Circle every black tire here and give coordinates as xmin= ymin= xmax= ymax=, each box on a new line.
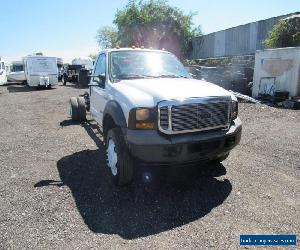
xmin=77 ymin=96 xmax=86 ymax=122
xmin=209 ymin=153 xmax=230 ymax=166
xmin=62 ymin=78 xmax=66 ymax=86
xmin=106 ymin=127 xmax=133 ymax=186
xmin=70 ymin=97 xmax=79 ymax=121
xmin=217 ymin=153 xmax=229 ymax=162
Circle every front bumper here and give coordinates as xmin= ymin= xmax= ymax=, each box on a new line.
xmin=124 ymin=118 xmax=242 ymax=165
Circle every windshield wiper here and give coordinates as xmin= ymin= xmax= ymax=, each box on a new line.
xmin=118 ymin=74 xmax=150 ymax=79
xmin=115 ymin=73 xmax=189 ymax=81
xmin=153 ymin=74 xmax=189 ymax=79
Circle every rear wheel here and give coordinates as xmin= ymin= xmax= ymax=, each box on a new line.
xmin=106 ymin=127 xmax=133 ymax=186
xmin=77 ymin=96 xmax=86 ymax=122
xmin=70 ymin=97 xmax=79 ymax=121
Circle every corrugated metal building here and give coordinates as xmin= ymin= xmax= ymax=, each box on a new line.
xmin=190 ymin=12 xmax=299 ymax=59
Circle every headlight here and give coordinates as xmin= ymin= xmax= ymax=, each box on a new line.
xmin=231 ymin=101 xmax=238 ymax=120
xmin=136 ymin=108 xmax=150 ymax=121
xmin=128 ymin=107 xmax=157 ymax=129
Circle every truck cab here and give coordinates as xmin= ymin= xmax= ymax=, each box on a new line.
xmin=70 ymin=48 xmax=242 ymax=185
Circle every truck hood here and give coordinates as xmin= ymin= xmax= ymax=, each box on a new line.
xmin=113 ymin=78 xmax=233 ymax=107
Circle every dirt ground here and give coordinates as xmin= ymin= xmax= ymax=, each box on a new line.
xmin=0 ymin=83 xmax=299 ymax=249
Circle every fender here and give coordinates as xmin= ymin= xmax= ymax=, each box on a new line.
xmin=103 ymin=100 xmax=127 ymax=128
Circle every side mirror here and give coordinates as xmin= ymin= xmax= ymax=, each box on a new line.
xmin=90 ymin=74 xmax=105 ymax=87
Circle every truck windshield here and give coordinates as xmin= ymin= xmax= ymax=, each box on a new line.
xmin=109 ymin=51 xmax=190 ymax=82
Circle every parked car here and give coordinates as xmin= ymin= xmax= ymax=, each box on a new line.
xmin=24 ymin=56 xmax=58 ymax=88
xmin=70 ymin=48 xmax=242 ymax=185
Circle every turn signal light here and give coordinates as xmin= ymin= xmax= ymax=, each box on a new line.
xmin=128 ymin=107 xmax=157 ymax=129
xmin=136 ymin=122 xmax=154 ymax=129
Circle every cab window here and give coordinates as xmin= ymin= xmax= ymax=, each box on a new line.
xmin=94 ymin=54 xmax=106 ymax=78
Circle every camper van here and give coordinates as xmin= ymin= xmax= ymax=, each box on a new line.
xmin=0 ymin=57 xmax=7 ymax=85
xmin=24 ymin=56 xmax=58 ymax=88
xmin=7 ymin=61 xmax=26 ymax=83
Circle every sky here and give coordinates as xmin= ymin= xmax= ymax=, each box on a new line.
xmin=0 ymin=0 xmax=299 ymax=63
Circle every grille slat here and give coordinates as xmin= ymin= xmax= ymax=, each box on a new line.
xmin=159 ymin=99 xmax=230 ymax=134
xmin=159 ymin=106 xmax=169 ymax=130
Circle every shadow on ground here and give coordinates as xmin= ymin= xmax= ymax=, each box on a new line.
xmin=35 ymin=121 xmax=232 ymax=239
xmin=62 ymin=82 xmax=89 ymax=89
xmin=7 ymin=84 xmax=54 ymax=93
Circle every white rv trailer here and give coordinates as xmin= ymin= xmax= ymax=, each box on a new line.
xmin=7 ymin=61 xmax=26 ymax=83
xmin=24 ymin=56 xmax=58 ymax=87
xmin=0 ymin=57 xmax=7 ymax=85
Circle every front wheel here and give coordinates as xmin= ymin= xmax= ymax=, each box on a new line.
xmin=216 ymin=153 xmax=229 ymax=162
xmin=106 ymin=127 xmax=133 ymax=186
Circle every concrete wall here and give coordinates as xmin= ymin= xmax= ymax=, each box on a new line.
xmin=252 ymin=47 xmax=300 ymax=97
xmin=190 ymin=13 xmax=298 ymax=59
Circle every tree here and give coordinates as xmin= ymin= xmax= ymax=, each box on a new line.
xmin=88 ymin=53 xmax=98 ymax=61
xmin=264 ymin=14 xmax=300 ymax=48
xmin=96 ymin=0 xmax=201 ymax=58
xmin=96 ymin=26 xmax=119 ymax=49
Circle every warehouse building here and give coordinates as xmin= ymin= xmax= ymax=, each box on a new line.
xmin=190 ymin=12 xmax=299 ymax=59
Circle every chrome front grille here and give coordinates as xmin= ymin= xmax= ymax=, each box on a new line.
xmin=158 ymin=97 xmax=231 ymax=134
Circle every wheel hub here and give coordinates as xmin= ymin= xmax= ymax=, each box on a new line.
xmin=107 ymin=139 xmax=118 ymax=176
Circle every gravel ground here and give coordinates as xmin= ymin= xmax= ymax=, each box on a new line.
xmin=0 ymin=83 xmax=299 ymax=249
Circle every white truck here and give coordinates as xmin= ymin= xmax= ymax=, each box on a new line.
xmin=24 ymin=56 xmax=58 ymax=88
xmin=70 ymin=48 xmax=242 ymax=185
xmin=0 ymin=56 xmax=7 ymax=85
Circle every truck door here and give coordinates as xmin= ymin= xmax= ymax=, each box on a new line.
xmin=90 ymin=53 xmax=107 ymax=126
